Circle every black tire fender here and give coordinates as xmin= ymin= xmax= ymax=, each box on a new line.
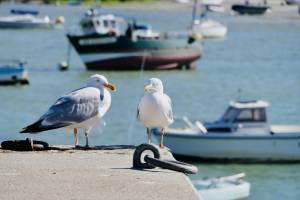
xmin=133 ymin=143 xmax=161 ymax=169
xmin=144 ymin=156 xmax=198 ymax=174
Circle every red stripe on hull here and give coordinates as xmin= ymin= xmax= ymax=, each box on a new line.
xmin=85 ymin=51 xmax=201 ymax=70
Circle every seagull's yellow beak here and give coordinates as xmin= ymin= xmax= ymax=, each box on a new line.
xmin=104 ymin=83 xmax=116 ymax=91
xmin=144 ymin=84 xmax=152 ymax=92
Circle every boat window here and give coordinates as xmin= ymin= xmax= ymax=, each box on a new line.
xmin=111 ymin=20 xmax=116 ymax=28
xmin=222 ymin=107 xmax=236 ymax=122
xmin=103 ymin=20 xmax=109 ymax=28
xmin=234 ymin=108 xmax=266 ymax=123
xmin=82 ymin=21 xmax=93 ymax=29
xmin=95 ymin=20 xmax=101 ymax=26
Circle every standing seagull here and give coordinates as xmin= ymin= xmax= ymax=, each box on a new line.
xmin=137 ymin=78 xmax=173 ymax=148
xmin=20 ymin=74 xmax=116 ymax=148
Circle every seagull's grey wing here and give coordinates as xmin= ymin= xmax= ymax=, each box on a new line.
xmin=159 ymin=94 xmax=173 ymax=123
xmin=40 ymin=88 xmax=100 ymax=126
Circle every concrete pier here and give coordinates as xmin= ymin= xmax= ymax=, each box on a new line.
xmin=0 ymin=146 xmax=200 ymax=200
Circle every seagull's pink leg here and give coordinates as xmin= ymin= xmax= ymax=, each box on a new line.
xmin=74 ymin=128 xmax=78 ymax=147
xmin=159 ymin=128 xmax=165 ymax=148
xmin=84 ymin=129 xmax=89 ymax=148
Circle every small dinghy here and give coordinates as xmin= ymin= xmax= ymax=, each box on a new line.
xmin=0 ymin=60 xmax=29 ymax=85
xmin=194 ymin=173 xmax=251 ymax=200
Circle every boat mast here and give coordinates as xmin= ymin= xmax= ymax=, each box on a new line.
xmin=192 ymin=0 xmax=198 ymax=26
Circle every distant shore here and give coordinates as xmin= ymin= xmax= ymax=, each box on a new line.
xmin=1 ymin=0 xmax=299 ymax=20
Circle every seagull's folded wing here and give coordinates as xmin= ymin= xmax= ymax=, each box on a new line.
xmin=40 ymin=87 xmax=100 ymax=127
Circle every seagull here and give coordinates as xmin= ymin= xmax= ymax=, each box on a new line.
xmin=137 ymin=78 xmax=173 ymax=148
xmin=20 ymin=74 xmax=116 ymax=148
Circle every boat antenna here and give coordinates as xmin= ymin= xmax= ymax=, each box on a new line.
xmin=236 ymin=88 xmax=242 ymax=101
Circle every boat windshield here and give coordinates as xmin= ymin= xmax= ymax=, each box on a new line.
xmin=234 ymin=108 xmax=266 ymax=123
xmin=222 ymin=107 xmax=236 ymax=122
xmin=103 ymin=20 xmax=116 ymax=28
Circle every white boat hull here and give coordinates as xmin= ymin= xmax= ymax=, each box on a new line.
xmin=0 ymin=15 xmax=52 ymax=29
xmin=154 ymin=131 xmax=300 ymax=161
xmin=192 ymin=20 xmax=227 ymax=39
xmin=199 ymin=181 xmax=250 ymax=200
xmin=0 ymin=64 xmax=29 ymax=85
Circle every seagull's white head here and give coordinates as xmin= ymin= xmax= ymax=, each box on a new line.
xmin=144 ymin=78 xmax=164 ymax=93
xmin=87 ymin=74 xmax=116 ymax=91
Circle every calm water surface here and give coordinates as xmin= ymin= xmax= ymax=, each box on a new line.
xmin=0 ymin=4 xmax=300 ymax=199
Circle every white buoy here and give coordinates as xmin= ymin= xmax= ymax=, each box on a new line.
xmin=58 ymin=43 xmax=71 ymax=71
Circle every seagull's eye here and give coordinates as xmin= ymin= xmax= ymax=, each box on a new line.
xmin=96 ymin=79 xmax=100 ymax=82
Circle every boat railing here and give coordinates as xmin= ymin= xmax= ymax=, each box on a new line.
xmin=172 ymin=116 xmax=207 ymax=133
xmin=0 ymin=59 xmax=26 ymax=67
xmin=163 ymin=30 xmax=191 ymax=40
xmin=66 ymin=25 xmax=84 ymax=36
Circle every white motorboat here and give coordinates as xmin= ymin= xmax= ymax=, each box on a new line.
xmin=192 ymin=19 xmax=227 ymax=39
xmin=0 ymin=14 xmax=52 ymax=29
xmin=153 ymin=100 xmax=300 ymax=161
xmin=190 ymin=0 xmax=227 ymax=39
xmin=0 ymin=60 xmax=29 ymax=85
xmin=194 ymin=173 xmax=250 ymax=200
xmin=0 ymin=14 xmax=64 ymax=29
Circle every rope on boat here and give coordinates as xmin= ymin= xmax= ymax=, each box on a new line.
xmin=126 ymin=50 xmax=147 ymax=144
xmin=132 ymin=143 xmax=198 ymax=174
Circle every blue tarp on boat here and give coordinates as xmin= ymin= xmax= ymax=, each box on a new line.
xmin=10 ymin=9 xmax=39 ymax=15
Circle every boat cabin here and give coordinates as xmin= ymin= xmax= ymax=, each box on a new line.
xmin=205 ymin=100 xmax=271 ymax=134
xmin=129 ymin=24 xmax=160 ymax=39
xmin=80 ymin=9 xmax=123 ymax=36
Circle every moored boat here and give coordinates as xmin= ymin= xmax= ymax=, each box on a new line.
xmin=0 ymin=15 xmax=52 ymax=29
xmin=190 ymin=0 xmax=227 ymax=39
xmin=194 ymin=173 xmax=251 ymax=200
xmin=192 ymin=19 xmax=227 ymax=39
xmin=66 ymin=9 xmax=202 ymax=70
xmin=153 ymin=100 xmax=300 ymax=162
xmin=232 ymin=2 xmax=271 ymax=15
xmin=0 ymin=60 xmax=29 ymax=85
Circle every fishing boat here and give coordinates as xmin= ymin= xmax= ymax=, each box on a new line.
xmin=66 ymin=9 xmax=202 ymax=70
xmin=153 ymin=100 xmax=300 ymax=162
xmin=0 ymin=60 xmax=29 ymax=85
xmin=232 ymin=1 xmax=271 ymax=15
xmin=194 ymin=173 xmax=250 ymax=200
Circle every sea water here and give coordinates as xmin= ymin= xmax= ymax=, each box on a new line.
xmin=0 ymin=4 xmax=299 ymax=199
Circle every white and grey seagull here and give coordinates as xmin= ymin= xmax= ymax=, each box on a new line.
xmin=137 ymin=78 xmax=174 ymax=148
xmin=20 ymin=74 xmax=116 ymax=148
